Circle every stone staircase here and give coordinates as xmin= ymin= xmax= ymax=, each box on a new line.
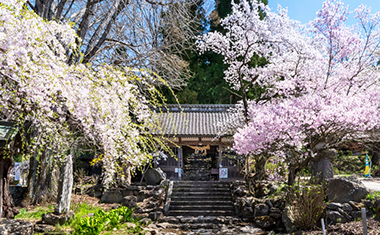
xmin=168 ymin=181 xmax=235 ymax=217
xmin=159 ymin=180 xmax=264 ymax=234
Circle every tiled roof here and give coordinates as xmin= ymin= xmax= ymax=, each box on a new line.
xmin=0 ymin=121 xmax=19 ymax=149
xmin=154 ymin=104 xmax=234 ymax=137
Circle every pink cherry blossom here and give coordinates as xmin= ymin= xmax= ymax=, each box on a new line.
xmin=199 ymin=0 xmax=380 ymax=180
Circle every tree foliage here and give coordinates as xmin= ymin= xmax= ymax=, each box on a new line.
xmin=28 ymin=0 xmax=199 ymax=88
xmin=199 ymin=0 xmax=380 ymax=183
xmin=0 ymin=0 xmax=172 ymax=187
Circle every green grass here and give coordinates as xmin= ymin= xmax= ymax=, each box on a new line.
xmin=15 ymin=205 xmax=54 ymax=220
xmin=15 ymin=203 xmax=144 ymax=234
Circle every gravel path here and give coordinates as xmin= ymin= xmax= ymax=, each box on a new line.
xmin=360 ymin=177 xmax=380 ymax=191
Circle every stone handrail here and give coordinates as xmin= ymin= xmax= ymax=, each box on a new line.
xmin=163 ymin=180 xmax=173 ymax=216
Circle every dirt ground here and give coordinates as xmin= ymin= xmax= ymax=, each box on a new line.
xmin=305 ymin=219 xmax=380 ymax=235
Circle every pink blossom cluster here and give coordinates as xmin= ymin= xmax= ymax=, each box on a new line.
xmin=0 ymin=0 xmax=164 ymax=186
xmin=199 ymin=0 xmax=380 ymax=166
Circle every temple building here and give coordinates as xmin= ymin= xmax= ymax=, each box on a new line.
xmin=153 ymin=104 xmax=243 ymax=181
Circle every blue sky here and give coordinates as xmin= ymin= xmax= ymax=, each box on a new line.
xmin=268 ymin=0 xmax=380 ymax=25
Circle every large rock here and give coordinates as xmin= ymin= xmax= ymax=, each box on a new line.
xmin=34 ymin=224 xmax=55 ymax=233
xmin=122 ymin=195 xmax=137 ymax=209
xmin=342 ymin=203 xmax=353 ymax=212
xmin=350 ymin=210 xmax=362 ymax=219
xmin=269 ymin=207 xmax=282 ymax=219
xmin=0 ymin=219 xmax=33 ymax=235
xmin=254 ymin=203 xmax=270 ymax=217
xmin=148 ymin=211 xmax=163 ymax=221
xmin=101 ymin=189 xmax=124 ymax=203
xmin=234 ymin=187 xmax=247 ymax=197
xmin=254 ymin=216 xmax=276 ymax=229
xmin=326 ymin=177 xmax=369 ymax=203
xmin=327 ymin=202 xmax=343 ymax=210
xmin=144 ymin=168 xmax=166 ymax=185
xmin=327 ymin=210 xmax=348 ymax=223
xmin=236 ymin=198 xmax=254 ymax=218
xmin=375 ymin=199 xmax=380 ymax=219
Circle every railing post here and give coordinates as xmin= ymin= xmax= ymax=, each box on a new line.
xmin=362 ymin=207 xmax=368 ymax=235
xmin=321 ymin=218 xmax=326 ymax=235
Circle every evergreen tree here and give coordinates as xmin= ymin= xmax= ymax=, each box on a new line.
xmin=166 ymin=0 xmax=268 ymax=104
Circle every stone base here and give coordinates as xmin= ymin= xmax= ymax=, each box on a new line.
xmin=41 ymin=211 xmax=75 ymax=225
xmin=311 ymin=157 xmax=334 ymax=182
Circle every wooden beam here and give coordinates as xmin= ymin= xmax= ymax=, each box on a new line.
xmin=0 ymin=160 xmax=3 ymax=218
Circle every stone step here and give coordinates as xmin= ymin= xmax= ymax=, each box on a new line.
xmin=168 ymin=180 xmax=234 ymax=217
xmin=159 ymin=216 xmax=240 ymax=225
xmin=184 ymin=162 xmax=211 ymax=164
xmin=173 ymin=187 xmax=231 ymax=192
xmin=184 ymin=159 xmax=211 ymax=162
xmin=169 ymin=204 xmax=235 ymax=211
xmin=168 ymin=210 xmax=235 ymax=216
xmin=167 ymin=223 xmax=217 ymax=230
xmin=173 ymin=182 xmax=230 ymax=187
xmin=184 ymin=162 xmax=210 ymax=164
xmin=173 ymin=180 xmax=230 ymax=184
xmin=170 ymin=195 xmax=233 ymax=201
xmin=172 ymin=191 xmax=231 ymax=196
xmin=170 ymin=200 xmax=233 ymax=206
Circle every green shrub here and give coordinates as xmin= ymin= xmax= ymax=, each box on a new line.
xmin=332 ymin=151 xmax=367 ymax=175
xmin=286 ymin=181 xmax=327 ymax=230
xmin=73 ymin=206 xmax=136 ymax=235
xmin=366 ymin=191 xmax=380 ymax=201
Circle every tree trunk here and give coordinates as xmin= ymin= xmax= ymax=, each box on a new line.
xmin=22 ymin=150 xmax=59 ymax=206
xmin=253 ymin=155 xmax=267 ymax=182
xmin=251 ymin=155 xmax=268 ymax=197
xmin=243 ymin=155 xmax=254 ymax=195
xmin=0 ymin=156 xmax=19 ymax=218
xmin=288 ymin=165 xmax=296 ymax=186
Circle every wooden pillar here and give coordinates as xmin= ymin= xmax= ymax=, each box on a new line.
xmin=178 ymin=137 xmax=183 ymax=178
xmin=218 ymin=138 xmax=223 ymax=167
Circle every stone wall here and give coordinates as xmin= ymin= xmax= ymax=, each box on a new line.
xmin=230 ymin=179 xmax=380 ymax=232
xmin=231 ymin=181 xmax=286 ymax=232
xmin=100 ymin=180 xmax=168 ymax=220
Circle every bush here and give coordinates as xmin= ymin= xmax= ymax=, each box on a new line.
xmin=332 ymin=151 xmax=366 ymax=175
xmin=73 ymin=206 xmax=138 ymax=235
xmin=366 ymin=191 xmax=380 ymax=201
xmin=286 ymin=181 xmax=327 ymax=230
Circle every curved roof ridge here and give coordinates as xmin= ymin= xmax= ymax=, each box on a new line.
xmin=158 ymin=104 xmax=235 ymax=113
